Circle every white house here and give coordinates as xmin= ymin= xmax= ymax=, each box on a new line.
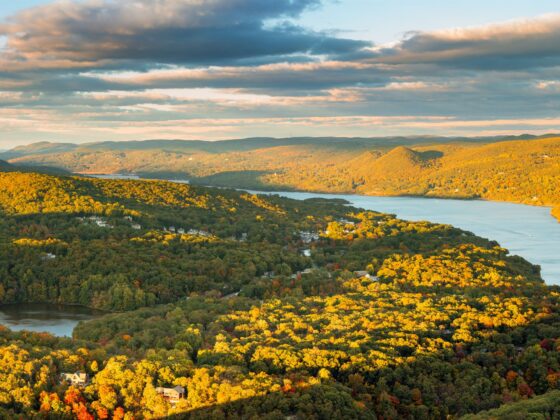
xmin=188 ymin=229 xmax=210 ymax=237
xmin=88 ymin=216 xmax=112 ymax=228
xmin=156 ymin=386 xmax=185 ymax=405
xmin=353 ymin=271 xmax=378 ymax=281
xmin=61 ymin=372 xmax=89 ymax=387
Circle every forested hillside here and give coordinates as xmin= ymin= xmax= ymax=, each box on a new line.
xmin=461 ymin=390 xmax=560 ymax=419
xmin=5 ymin=135 xmax=560 ymax=222
xmin=0 ymin=170 xmax=559 ymax=418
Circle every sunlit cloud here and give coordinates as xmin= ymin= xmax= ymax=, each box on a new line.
xmin=535 ymin=80 xmax=560 ymax=91
xmin=377 ymin=13 xmax=560 ymax=69
xmin=0 ymin=0 xmax=366 ymax=70
xmin=83 ymin=61 xmax=378 ymax=85
xmin=79 ymin=87 xmax=364 ymax=109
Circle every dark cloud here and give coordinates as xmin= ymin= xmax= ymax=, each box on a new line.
xmin=0 ymin=0 xmax=368 ymax=69
xmin=376 ymin=14 xmax=560 ymax=70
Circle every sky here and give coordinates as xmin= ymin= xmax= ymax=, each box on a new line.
xmin=1 ymin=0 xmax=560 ymax=147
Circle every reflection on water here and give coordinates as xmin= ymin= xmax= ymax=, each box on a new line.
xmin=0 ymin=303 xmax=103 ymax=337
xmin=87 ymin=173 xmax=140 ymax=180
xmin=257 ymin=191 xmax=560 ymax=285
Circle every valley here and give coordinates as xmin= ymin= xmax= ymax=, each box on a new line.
xmin=4 ymin=135 xmax=559 ymax=222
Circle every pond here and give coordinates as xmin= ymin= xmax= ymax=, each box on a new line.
xmin=0 ymin=303 xmax=104 ymax=337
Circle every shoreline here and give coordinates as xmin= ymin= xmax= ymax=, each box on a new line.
xmin=77 ymin=171 xmax=560 ymax=223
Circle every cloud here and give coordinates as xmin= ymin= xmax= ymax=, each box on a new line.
xmin=376 ymin=13 xmax=560 ymax=70
xmin=76 ymin=61 xmax=386 ymax=92
xmin=2 ymin=3 xmax=560 ymax=144
xmin=3 ymin=111 xmax=560 ymax=147
xmin=78 ymin=87 xmax=365 ymax=110
xmin=535 ymin=80 xmax=560 ymax=92
xmin=0 ymin=0 xmax=368 ymax=70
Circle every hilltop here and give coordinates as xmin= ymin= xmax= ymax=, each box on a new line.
xmin=3 ymin=134 xmax=544 ymax=158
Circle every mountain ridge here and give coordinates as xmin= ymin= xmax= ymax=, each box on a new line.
xmin=3 ymin=134 xmax=560 ymax=222
xmin=2 ymin=133 xmax=554 ymax=158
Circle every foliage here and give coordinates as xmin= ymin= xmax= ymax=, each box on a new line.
xmin=461 ymin=390 xmax=560 ymax=419
xmin=0 ymin=171 xmax=558 ymax=418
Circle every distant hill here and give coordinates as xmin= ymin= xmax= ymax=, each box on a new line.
xmin=0 ymin=156 xmax=70 ymax=176
xmin=1 ymin=133 xmax=551 ymax=158
xmin=2 ymin=141 xmax=78 ymax=159
xmin=3 ymin=134 xmax=560 ymax=221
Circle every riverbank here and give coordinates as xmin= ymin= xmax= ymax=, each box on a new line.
xmin=84 ymin=171 xmax=560 ymax=223
xmin=252 ymin=190 xmax=560 ymax=284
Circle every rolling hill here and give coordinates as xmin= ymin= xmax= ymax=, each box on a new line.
xmin=3 ymin=134 xmax=560 ymax=221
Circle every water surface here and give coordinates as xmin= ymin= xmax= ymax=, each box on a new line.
xmin=0 ymin=303 xmax=103 ymax=337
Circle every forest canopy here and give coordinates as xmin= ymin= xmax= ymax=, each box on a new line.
xmin=0 ymin=170 xmax=558 ymax=419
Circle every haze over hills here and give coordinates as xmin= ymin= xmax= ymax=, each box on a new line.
xmin=4 ymin=134 xmax=560 ymax=222
xmin=4 ymin=134 xmax=557 ymax=160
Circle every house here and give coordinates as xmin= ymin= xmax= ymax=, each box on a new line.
xmin=156 ymin=386 xmax=185 ymax=405
xmin=299 ymin=231 xmax=319 ymax=244
xmin=338 ymin=218 xmax=356 ymax=226
xmin=42 ymin=253 xmax=56 ymax=260
xmin=177 ymin=228 xmax=185 ymax=235
xmin=302 ymin=249 xmax=312 ymax=257
xmin=353 ymin=271 xmax=378 ymax=281
xmin=131 ymin=223 xmax=142 ymax=230
xmin=169 ymin=226 xmax=176 ymax=233
xmin=97 ymin=220 xmax=112 ymax=228
xmin=61 ymin=372 xmax=89 ymax=387
xmin=88 ymin=216 xmax=111 ymax=228
xmin=188 ymin=229 xmax=210 ymax=237
xmin=223 ymin=291 xmax=240 ymax=299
